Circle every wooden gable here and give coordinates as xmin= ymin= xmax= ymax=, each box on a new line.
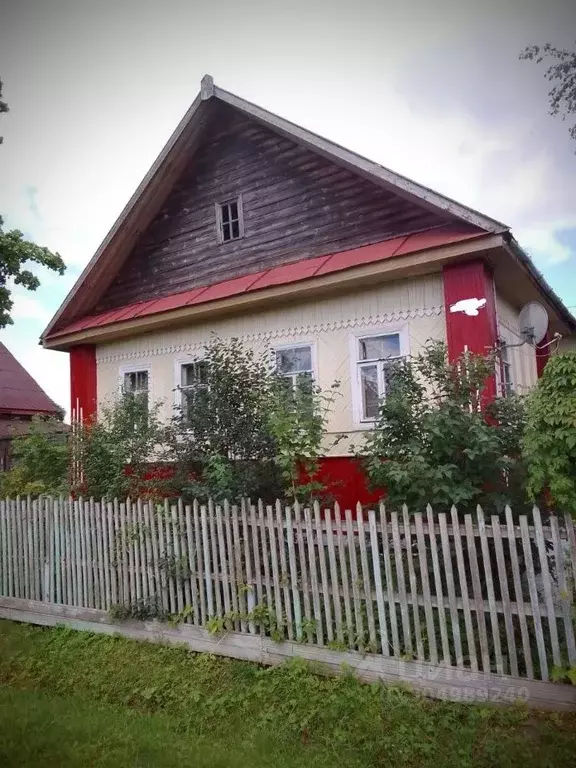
xmin=96 ymin=105 xmax=450 ymax=311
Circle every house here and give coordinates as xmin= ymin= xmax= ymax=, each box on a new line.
xmin=0 ymin=342 xmax=65 ymax=471
xmin=41 ymin=75 xmax=576 ymax=505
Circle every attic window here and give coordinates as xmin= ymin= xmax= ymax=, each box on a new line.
xmin=216 ymin=197 xmax=244 ymax=243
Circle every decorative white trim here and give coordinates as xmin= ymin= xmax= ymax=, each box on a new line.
xmin=96 ymin=306 xmax=443 ymax=364
xmin=349 ymin=323 xmax=410 ymax=429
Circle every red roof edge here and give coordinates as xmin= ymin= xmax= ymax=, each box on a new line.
xmin=47 ymin=226 xmax=486 ymax=341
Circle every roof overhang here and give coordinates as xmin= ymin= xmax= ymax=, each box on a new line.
xmin=44 ymin=232 xmax=504 ymax=350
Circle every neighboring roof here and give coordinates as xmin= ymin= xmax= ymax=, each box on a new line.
xmin=47 ymin=225 xmax=484 ymax=340
xmin=42 ymin=75 xmax=509 ymax=341
xmin=0 ymin=342 xmax=63 ymax=415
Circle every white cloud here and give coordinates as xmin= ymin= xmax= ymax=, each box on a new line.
xmin=10 ymin=294 xmax=52 ymax=324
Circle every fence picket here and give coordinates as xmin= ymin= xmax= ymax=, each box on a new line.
xmin=178 ymin=500 xmax=190 ymax=617
xmin=426 ymin=505 xmax=450 ymax=665
xmin=326 ymin=508 xmax=344 ymax=646
xmin=89 ymin=498 xmax=99 ymax=608
xmin=402 ymin=506 xmax=423 ymax=660
xmin=241 ymin=499 xmax=256 ymax=632
xmin=16 ymin=499 xmax=25 ymax=599
xmin=193 ymin=501 xmax=206 ymax=624
xmin=224 ymin=501 xmax=240 ymax=630
xmin=550 ymin=515 xmax=576 ymax=665
xmin=450 ymin=506 xmax=477 ymax=671
xmin=381 ymin=505 xmax=400 ymax=657
xmin=491 ymin=516 xmax=519 ymax=677
xmin=268 ymin=503 xmax=284 ymax=637
xmin=134 ymin=499 xmax=146 ymax=607
xmin=532 ymin=506 xmax=561 ymax=667
xmin=140 ymin=499 xmax=153 ymax=607
xmin=438 ymin=511 xmax=462 ymax=668
xmin=356 ymin=504 xmax=375 ymax=650
xmin=286 ymin=504 xmax=301 ymax=640
xmin=200 ymin=505 xmax=213 ymax=618
xmin=344 ymin=507 xmax=363 ymax=652
xmin=0 ymin=500 xmax=7 ymax=596
xmin=24 ymin=498 xmax=32 ymax=600
xmin=294 ymin=501 xmax=312 ymax=643
xmin=71 ymin=498 xmax=80 ymax=606
xmin=317 ymin=502 xmax=334 ymax=644
xmin=464 ymin=514 xmax=490 ymax=673
xmin=172 ymin=504 xmax=185 ymax=615
xmin=391 ymin=510 xmax=412 ymax=657
xmin=119 ymin=501 xmax=130 ymax=609
xmin=250 ymin=502 xmax=264 ymax=635
xmin=368 ymin=508 xmax=388 ymax=656
xmin=165 ymin=500 xmax=177 ymax=614
xmin=414 ymin=511 xmax=437 ymax=665
xmin=276 ymin=500 xmax=293 ymax=640
xmin=520 ymin=514 xmax=548 ymax=681
xmin=258 ymin=500 xmax=273 ymax=621
xmin=476 ymin=505 xmax=503 ymax=675
xmin=505 ymin=505 xmax=533 ymax=679
xmin=184 ymin=503 xmax=200 ymax=625
xmin=305 ymin=506 xmax=324 ymax=646
xmin=216 ymin=503 xmax=231 ymax=620
xmin=335 ymin=504 xmax=353 ymax=648
xmin=565 ymin=515 xmax=576 ymax=599
xmin=102 ymin=501 xmax=113 ymax=609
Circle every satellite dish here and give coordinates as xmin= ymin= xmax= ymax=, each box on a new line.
xmin=518 ymin=301 xmax=549 ymax=345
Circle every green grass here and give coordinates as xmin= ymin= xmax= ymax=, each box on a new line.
xmin=0 ymin=620 xmax=575 ymax=767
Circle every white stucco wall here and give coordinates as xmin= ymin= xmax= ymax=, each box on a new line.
xmin=495 ymin=294 xmax=538 ymax=394
xmin=96 ymin=274 xmax=446 ymax=455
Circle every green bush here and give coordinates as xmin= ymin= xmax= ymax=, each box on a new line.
xmin=523 ymin=352 xmax=576 ymax=516
xmin=362 ymin=341 xmax=529 ymax=514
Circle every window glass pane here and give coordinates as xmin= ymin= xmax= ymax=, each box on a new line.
xmin=360 ymin=365 xmax=379 ymax=420
xmin=229 ymin=201 xmax=238 ymax=219
xmin=221 ymin=204 xmax=230 ymax=224
xmin=359 ymin=334 xmax=401 ymax=360
xmin=181 ymin=362 xmax=208 ymax=387
xmin=222 ymin=221 xmax=231 ymax=241
xmin=124 ymin=371 xmax=148 ymax=393
xmin=231 ymin=220 xmax=240 ymax=239
xmin=276 ymin=346 xmax=312 ymax=374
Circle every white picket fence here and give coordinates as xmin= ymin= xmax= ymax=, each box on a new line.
xmin=1 ymin=496 xmax=575 ymax=706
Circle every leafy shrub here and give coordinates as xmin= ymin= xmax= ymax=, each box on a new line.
xmin=362 ymin=341 xmax=529 ymax=513
xmin=0 ymin=417 xmax=69 ymax=497
xmin=523 ymin=352 xmax=576 ymax=516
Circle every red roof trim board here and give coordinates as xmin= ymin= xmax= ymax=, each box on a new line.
xmin=47 ymin=226 xmax=484 ymax=340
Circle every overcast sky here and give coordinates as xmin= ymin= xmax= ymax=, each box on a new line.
xmin=1 ymin=0 xmax=575 ymax=416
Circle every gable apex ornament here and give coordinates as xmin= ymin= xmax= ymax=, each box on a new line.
xmin=449 ymin=298 xmax=487 ymax=317
xmin=201 ymin=74 xmax=215 ymax=100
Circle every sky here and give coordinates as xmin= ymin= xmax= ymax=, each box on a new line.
xmin=0 ymin=0 xmax=575 ymax=417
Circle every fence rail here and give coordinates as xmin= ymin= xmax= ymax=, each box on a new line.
xmin=0 ymin=496 xmax=575 ymax=697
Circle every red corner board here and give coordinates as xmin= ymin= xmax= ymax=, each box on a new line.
xmin=50 ymin=226 xmax=483 ymax=338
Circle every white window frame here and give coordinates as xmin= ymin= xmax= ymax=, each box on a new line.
xmin=498 ymin=339 xmax=514 ymax=397
xmin=173 ymin=356 xmax=209 ymax=419
xmin=119 ymin=363 xmax=151 ymax=402
xmin=273 ymin=341 xmax=317 ymax=387
xmin=349 ymin=325 xmax=410 ymax=428
xmin=215 ymin=195 xmax=244 ymax=244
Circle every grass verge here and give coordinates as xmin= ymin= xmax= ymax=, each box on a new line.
xmin=0 ymin=619 xmax=575 ymax=767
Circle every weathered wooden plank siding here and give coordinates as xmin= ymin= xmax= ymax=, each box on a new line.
xmin=97 ymin=107 xmax=447 ymax=311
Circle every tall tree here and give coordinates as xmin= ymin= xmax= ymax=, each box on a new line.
xmin=0 ymin=79 xmax=66 ymax=328
xmin=520 ymin=42 xmax=576 ymax=144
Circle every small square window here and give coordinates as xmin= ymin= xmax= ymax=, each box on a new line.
xmin=275 ymin=345 xmax=313 ymax=389
xmin=121 ymin=369 xmax=149 ymax=426
xmin=216 ymin=197 xmax=244 ymax=243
